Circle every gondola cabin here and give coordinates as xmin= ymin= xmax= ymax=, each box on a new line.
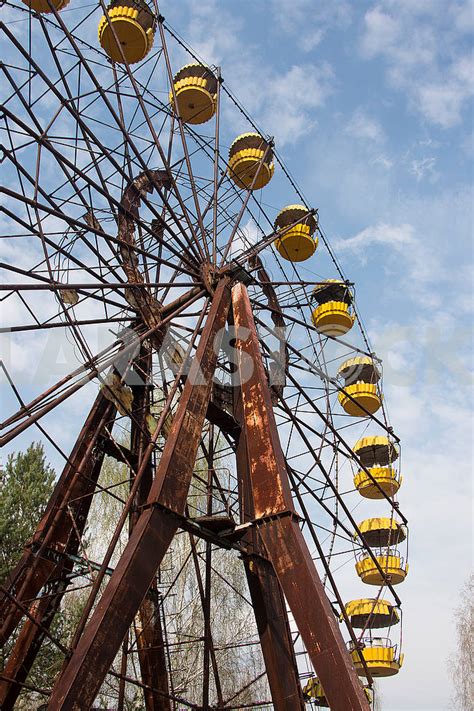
xmin=311 ymin=279 xmax=354 ymax=336
xmin=350 ymin=638 xmax=404 ymax=677
xmin=22 ymin=0 xmax=69 ymax=11
xmin=353 ymin=435 xmax=401 ymax=499
xmin=170 ymin=64 xmax=217 ymax=124
xmin=356 ymin=551 xmax=408 ymax=585
xmin=274 ymin=204 xmax=318 ymax=262
xmin=228 ymin=133 xmax=274 ymax=190
xmin=338 ymin=356 xmax=382 ymax=417
xmin=98 ymin=0 xmax=155 ymax=64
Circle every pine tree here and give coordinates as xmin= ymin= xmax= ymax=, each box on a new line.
xmin=0 ymin=442 xmax=55 ymax=582
xmin=0 ymin=443 xmax=58 ymax=708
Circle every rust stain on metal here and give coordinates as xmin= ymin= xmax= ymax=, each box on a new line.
xmin=232 ymin=282 xmax=371 ymax=711
xmin=0 ymin=392 xmax=115 ymax=646
xmin=235 ymin=391 xmax=305 ymax=709
xmin=46 ymin=279 xmax=231 ymax=710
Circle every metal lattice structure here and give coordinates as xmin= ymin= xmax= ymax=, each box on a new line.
xmin=1 ymin=2 xmax=408 ymax=709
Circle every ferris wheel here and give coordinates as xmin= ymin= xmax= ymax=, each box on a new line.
xmin=0 ymin=2 xmax=408 ymax=710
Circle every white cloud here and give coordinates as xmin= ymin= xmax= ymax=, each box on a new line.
xmin=327 ymin=178 xmax=473 ymax=310
xmin=410 ymin=156 xmax=437 ymax=181
xmin=181 ymin=0 xmax=244 ymax=66
xmin=177 ymin=0 xmax=335 ymax=146
xmin=345 ymin=109 xmax=386 ymax=143
xmin=417 ymin=64 xmax=474 ymax=128
xmin=334 ymin=222 xmax=414 ymax=253
xmin=258 ymin=63 xmax=335 ymax=145
xmin=372 ymin=153 xmax=394 ymax=169
xmin=269 ymin=0 xmax=352 ymax=53
xmin=451 ymin=0 xmax=474 ymax=33
xmin=360 ymin=2 xmax=474 ymax=128
xmin=360 ymin=6 xmax=402 ymax=58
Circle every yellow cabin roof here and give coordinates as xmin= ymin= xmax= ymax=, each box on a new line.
xmin=338 ymin=357 xmax=381 ymax=384
xmin=106 ymin=0 xmax=155 ymax=26
xmin=357 ymin=517 xmax=407 ymax=547
xmin=303 ymin=677 xmax=325 ymax=698
xmin=172 ymin=63 xmax=218 ymax=93
xmin=311 ymin=279 xmax=353 ymax=305
xmin=312 ymin=278 xmax=345 ymax=291
xmin=274 ymin=204 xmax=317 ymax=234
xmin=229 ymin=132 xmax=273 ymax=159
xmin=345 ymin=598 xmax=399 ymax=621
xmin=354 ymin=435 xmax=398 ymax=455
xmin=339 ymin=356 xmax=377 ymax=372
xmin=359 ymin=517 xmax=399 ymax=533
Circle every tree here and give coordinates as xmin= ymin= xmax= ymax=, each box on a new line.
xmin=84 ymin=445 xmax=269 ymax=707
xmin=449 ymin=573 xmax=474 ymax=711
xmin=0 ymin=442 xmax=55 ymax=583
xmin=0 ymin=438 xmax=269 ymax=707
xmin=0 ymin=442 xmax=59 ymax=709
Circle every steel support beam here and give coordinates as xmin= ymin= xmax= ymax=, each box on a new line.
xmin=232 ymin=282 xmax=370 ymax=711
xmin=0 ymin=405 xmax=114 ymax=708
xmin=0 ymin=578 xmax=66 ymax=710
xmin=244 ymin=557 xmax=305 ymax=709
xmin=234 ymin=389 xmax=304 ymax=710
xmin=47 ymin=278 xmax=231 ymax=710
xmin=0 ymin=393 xmax=116 ymax=646
xmin=136 ymin=591 xmax=170 ymax=711
xmin=129 ymin=343 xmax=171 ymax=711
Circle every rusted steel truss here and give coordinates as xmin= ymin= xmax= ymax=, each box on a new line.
xmin=129 ymin=343 xmax=171 ymax=711
xmin=0 ymin=8 xmax=398 ymax=708
xmin=232 ymin=282 xmax=370 ymax=711
xmin=0 ymin=393 xmax=116 ymax=646
xmin=46 ymin=278 xmax=232 ymax=709
xmin=235 ymin=389 xmax=305 ymax=710
xmin=0 ymin=277 xmax=373 ymax=710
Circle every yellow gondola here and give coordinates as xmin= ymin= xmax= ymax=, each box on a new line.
xmin=350 ymin=638 xmax=404 ymax=677
xmin=311 ymin=279 xmax=354 ymax=336
xmin=353 ymin=435 xmax=398 ymax=467
xmin=345 ymin=599 xmax=399 ymax=629
xmin=302 ymin=677 xmax=329 ymax=706
xmin=353 ymin=435 xmax=401 ymax=498
xmin=356 ymin=551 xmax=408 ymax=585
xmin=22 ymin=0 xmax=70 ymax=12
xmin=273 ymin=204 xmax=318 ymax=262
xmin=98 ymin=0 xmax=155 ymax=65
xmin=354 ymin=466 xmax=400 ymax=499
xmin=170 ymin=64 xmax=217 ymax=124
xmin=303 ymin=676 xmax=373 ymax=705
xmin=357 ymin=517 xmax=407 ymax=548
xmin=227 ymin=133 xmax=274 ymax=190
xmin=338 ymin=356 xmax=381 ymax=417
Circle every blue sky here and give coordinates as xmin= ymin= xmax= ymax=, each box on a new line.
xmin=1 ymin=1 xmax=472 ymax=709
xmin=161 ymin=1 xmax=473 ymax=709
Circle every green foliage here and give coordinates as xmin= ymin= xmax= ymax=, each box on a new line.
xmin=0 ymin=442 xmax=55 ymax=582
xmin=0 ymin=442 xmax=59 ymax=707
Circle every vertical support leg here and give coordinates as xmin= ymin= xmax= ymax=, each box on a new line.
xmin=130 ymin=342 xmax=171 ymax=710
xmin=235 ymin=391 xmax=305 ymax=710
xmin=136 ymin=590 xmax=170 ymax=711
xmin=232 ymin=282 xmax=370 ymax=711
xmin=244 ymin=557 xmax=305 ymax=709
xmin=47 ymin=279 xmax=231 ymax=710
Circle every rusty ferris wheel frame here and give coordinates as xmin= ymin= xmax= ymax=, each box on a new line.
xmin=0 ymin=2 xmax=407 ymax=710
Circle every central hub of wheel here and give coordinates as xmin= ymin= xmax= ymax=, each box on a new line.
xmin=200 ymin=261 xmax=219 ymax=294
